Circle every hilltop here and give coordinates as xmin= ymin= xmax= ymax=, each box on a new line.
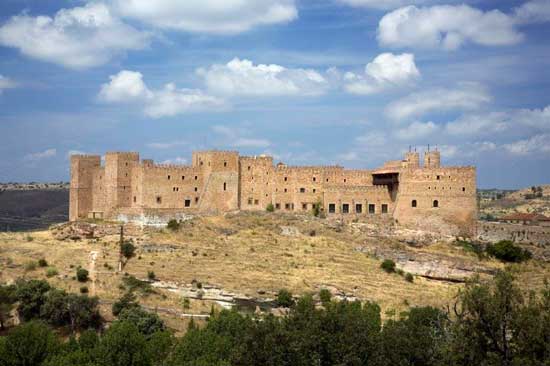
xmin=480 ymin=184 xmax=550 ymax=218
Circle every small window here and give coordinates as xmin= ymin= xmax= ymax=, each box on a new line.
xmin=328 ymin=203 xmax=336 ymax=213
xmin=313 ymin=177 xmax=316 ymax=182
xmin=133 ymin=196 xmax=136 ymax=203
xmin=342 ymin=204 xmax=349 ymax=214
xmin=313 ymin=189 xmax=316 ymax=193
xmin=382 ymin=204 xmax=388 ymax=214
xmin=437 ymin=175 xmax=440 ymax=180
xmin=326 ymin=178 xmax=329 ymax=182
xmin=167 ymin=175 xmax=171 ymax=180
xmin=224 ymin=161 xmax=227 ymax=167
xmin=433 ymin=200 xmax=439 ymax=208
xmin=182 ymin=176 xmax=185 ymax=180
xmin=248 ymin=198 xmax=253 ymax=205
xmin=462 ymin=187 xmax=466 ymax=192
xmin=344 ymin=178 xmax=347 ymax=183
xmin=185 ymin=199 xmax=191 ymax=207
xmin=300 ymin=188 xmax=306 ymax=193
xmin=254 ymin=199 xmax=259 ymax=205
xmin=248 ymin=166 xmax=251 ymax=171
xmin=194 ymin=187 xmax=198 ymax=192
xmin=284 ymin=177 xmax=288 ymax=182
xmin=355 ymin=204 xmax=362 ymax=213
xmin=156 ymin=196 xmax=162 ymax=204
xmin=275 ymin=203 xmax=281 ymax=209
xmin=302 ymin=203 xmax=308 ymax=210
xmin=200 ymin=161 xmax=203 ymax=166
xmin=412 ymin=200 xmax=417 ymax=208
xmin=368 ymin=204 xmax=375 ymax=214
xmin=195 ymin=197 xmax=199 ymax=203
xmin=285 ymin=203 xmax=291 ymax=210
xmin=195 ymin=176 xmax=198 ymax=180
xmin=284 ymin=188 xmax=288 ymax=193
xmin=223 ymin=182 xmax=227 ymax=191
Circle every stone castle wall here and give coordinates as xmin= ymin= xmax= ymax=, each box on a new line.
xmin=70 ymin=149 xmax=477 ymax=236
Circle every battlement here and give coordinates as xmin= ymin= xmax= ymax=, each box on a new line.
xmin=70 ymin=154 xmax=101 ymax=160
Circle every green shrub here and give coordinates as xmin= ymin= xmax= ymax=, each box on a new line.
xmin=147 ymin=271 xmax=156 ymax=281
xmin=26 ymin=235 xmax=34 ymax=242
xmin=396 ymin=268 xmax=405 ymax=276
xmin=112 ymin=292 xmax=139 ymax=317
xmin=76 ymin=268 xmax=89 ymax=282
xmin=38 ymin=259 xmax=48 ymax=267
xmin=120 ymin=241 xmax=136 ymax=260
xmin=167 ymin=219 xmax=180 ymax=231
xmin=276 ymin=289 xmax=294 ymax=307
xmin=405 ymin=273 xmax=414 ymax=283
xmin=456 ymin=240 xmax=485 ymax=258
xmin=486 ymin=240 xmax=532 ymax=263
xmin=319 ymin=288 xmax=331 ymax=304
xmin=45 ymin=267 xmax=58 ymax=278
xmin=266 ymin=203 xmax=275 ymax=212
xmin=182 ymin=297 xmax=190 ymax=309
xmin=24 ymin=261 xmax=37 ymax=271
xmin=381 ymin=259 xmax=396 ymax=273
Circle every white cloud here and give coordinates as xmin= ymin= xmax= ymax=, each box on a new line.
xmin=378 ymin=5 xmax=523 ymax=50
xmin=67 ymin=150 xmax=87 ymax=157
xmin=0 ymin=3 xmax=149 ymax=69
xmin=337 ymin=0 xmax=425 ymax=10
xmin=386 ymin=82 xmax=491 ymax=121
xmin=198 ymin=58 xmax=328 ymax=97
xmin=504 ymin=134 xmax=550 ymax=155
xmin=99 ymin=70 xmax=225 ymax=118
xmin=395 ymin=121 xmax=439 ymax=140
xmin=212 ymin=125 xmax=271 ymax=148
xmin=147 ymin=140 xmax=187 ymax=149
xmin=355 ymin=131 xmax=387 ymax=146
xmin=161 ymin=157 xmax=188 ymax=165
xmin=0 ymin=75 xmax=16 ymax=93
xmin=343 ymin=53 xmax=420 ymax=95
xmin=24 ymin=148 xmax=57 ymax=161
xmin=514 ymin=0 xmax=550 ymax=24
xmin=109 ymin=0 xmax=297 ymax=34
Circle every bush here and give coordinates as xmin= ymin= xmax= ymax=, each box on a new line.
xmin=120 ymin=241 xmax=136 ymax=260
xmin=319 ymin=288 xmax=331 ymax=304
xmin=312 ymin=201 xmax=322 ymax=217
xmin=266 ymin=203 xmax=275 ymax=212
xmin=45 ymin=267 xmax=58 ymax=278
xmin=38 ymin=259 xmax=48 ymax=267
xmin=167 ymin=219 xmax=180 ymax=231
xmin=182 ymin=297 xmax=190 ymax=309
xmin=26 ymin=235 xmax=34 ymax=242
xmin=76 ymin=268 xmax=89 ymax=282
xmin=405 ymin=273 xmax=414 ymax=283
xmin=112 ymin=292 xmax=139 ymax=317
xmin=486 ymin=240 xmax=532 ymax=263
xmin=24 ymin=261 xmax=37 ymax=271
xmin=14 ymin=279 xmax=51 ymax=321
xmin=147 ymin=271 xmax=156 ymax=281
xmin=276 ymin=289 xmax=294 ymax=307
xmin=381 ymin=259 xmax=396 ymax=273
xmin=118 ymin=307 xmax=166 ymax=336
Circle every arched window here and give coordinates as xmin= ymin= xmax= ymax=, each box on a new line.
xmin=433 ymin=200 xmax=439 ymax=208
xmin=411 ymin=200 xmax=417 ymax=208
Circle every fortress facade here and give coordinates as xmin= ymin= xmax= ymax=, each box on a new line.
xmin=70 ymin=149 xmax=477 ymax=236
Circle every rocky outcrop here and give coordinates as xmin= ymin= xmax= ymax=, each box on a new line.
xmin=51 ymin=221 xmax=142 ymax=240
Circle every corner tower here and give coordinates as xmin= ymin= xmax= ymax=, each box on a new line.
xmin=69 ymin=155 xmax=101 ymax=221
xmin=424 ymin=149 xmax=441 ymax=169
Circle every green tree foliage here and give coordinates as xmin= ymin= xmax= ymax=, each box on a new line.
xmin=166 ymin=219 xmax=180 ymax=231
xmin=319 ymin=288 xmax=332 ymax=305
xmin=276 ymin=289 xmax=294 ymax=307
xmin=112 ymin=292 xmax=140 ymax=317
xmin=380 ymin=259 xmax=396 ymax=273
xmin=0 ymin=285 xmax=16 ymax=330
xmin=94 ymin=321 xmax=151 ymax=366
xmin=266 ymin=203 xmax=275 ymax=212
xmin=40 ymin=289 xmax=102 ymax=331
xmin=121 ymin=241 xmax=136 ymax=260
xmin=76 ymin=268 xmax=89 ymax=282
xmin=14 ymin=279 xmax=51 ymax=321
xmin=118 ymin=307 xmax=165 ymax=337
xmin=486 ymin=240 xmax=532 ymax=263
xmin=0 ymin=321 xmax=59 ymax=366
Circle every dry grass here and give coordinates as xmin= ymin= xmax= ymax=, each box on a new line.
xmin=1 ymin=212 xmax=548 ymax=332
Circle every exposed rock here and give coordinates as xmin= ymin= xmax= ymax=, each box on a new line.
xmin=51 ymin=221 xmax=142 ymax=241
xmin=280 ymin=226 xmax=300 ymax=236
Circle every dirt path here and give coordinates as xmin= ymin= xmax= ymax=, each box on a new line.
xmin=89 ymin=250 xmax=99 ymax=296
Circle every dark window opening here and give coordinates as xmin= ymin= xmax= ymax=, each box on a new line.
xmin=194 ymin=187 xmax=198 ymax=192
xmin=412 ymin=200 xmax=417 ymax=208
xmin=254 ymin=199 xmax=259 ymax=205
xmin=382 ymin=204 xmax=388 ymax=214
xmin=248 ymin=198 xmax=253 ymax=205
xmin=328 ymin=204 xmax=336 ymax=213
xmin=302 ymin=203 xmax=308 ymax=210
xmin=224 ymin=161 xmax=227 ymax=167
xmin=275 ymin=203 xmax=281 ymax=210
xmin=223 ymin=182 xmax=227 ymax=191
xmin=195 ymin=176 xmax=198 ymax=180
xmin=326 ymin=178 xmax=329 ymax=182
xmin=185 ymin=199 xmax=191 ymax=207
xmin=313 ymin=177 xmax=316 ymax=182
xmin=342 ymin=204 xmax=350 ymax=213
xmin=433 ymin=200 xmax=439 ymax=208
xmin=368 ymin=204 xmax=375 ymax=214
xmin=437 ymin=175 xmax=440 ymax=180
xmin=462 ymin=187 xmax=466 ymax=192
xmin=248 ymin=166 xmax=251 ymax=171
xmin=284 ymin=188 xmax=288 ymax=193
xmin=344 ymin=178 xmax=347 ymax=183
xmin=355 ymin=204 xmax=362 ymax=213
xmin=156 ymin=196 xmax=162 ymax=204
xmin=167 ymin=175 xmax=171 ymax=180
xmin=195 ymin=197 xmax=199 ymax=203
xmin=313 ymin=189 xmax=316 ymax=193
xmin=285 ymin=203 xmax=291 ymax=210
xmin=300 ymin=188 xmax=306 ymax=193
xmin=133 ymin=196 xmax=136 ymax=203
xmin=284 ymin=177 xmax=288 ymax=182
xmin=182 ymin=176 xmax=185 ymax=180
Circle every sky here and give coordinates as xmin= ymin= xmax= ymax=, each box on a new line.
xmin=0 ymin=0 xmax=549 ymax=189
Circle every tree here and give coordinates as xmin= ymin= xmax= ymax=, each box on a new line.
xmin=118 ymin=307 xmax=165 ymax=337
xmin=121 ymin=241 xmax=136 ymax=260
xmin=0 ymin=321 xmax=59 ymax=366
xmin=276 ymin=289 xmax=294 ymax=308
xmin=14 ymin=279 xmax=51 ymax=321
xmin=0 ymin=285 xmax=16 ymax=330
xmin=112 ymin=292 xmax=139 ymax=317
xmin=77 ymin=268 xmax=89 ymax=282
xmin=94 ymin=321 xmax=151 ymax=366
xmin=381 ymin=259 xmax=396 ymax=273
xmin=486 ymin=240 xmax=532 ymax=263
xmin=40 ymin=289 xmax=102 ymax=331
xmin=319 ymin=288 xmax=332 ymax=305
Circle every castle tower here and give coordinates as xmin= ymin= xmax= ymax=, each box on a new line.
xmin=104 ymin=152 xmax=140 ymax=213
xmin=424 ymin=149 xmax=441 ymax=169
xmin=404 ymin=151 xmax=420 ymax=169
xmin=69 ymin=155 xmax=101 ymax=221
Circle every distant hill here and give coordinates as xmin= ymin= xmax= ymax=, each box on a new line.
xmin=480 ymin=184 xmax=550 ymax=219
xmin=0 ymin=188 xmax=69 ymax=231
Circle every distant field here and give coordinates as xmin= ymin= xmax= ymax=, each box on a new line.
xmin=0 ymin=189 xmax=69 ymax=231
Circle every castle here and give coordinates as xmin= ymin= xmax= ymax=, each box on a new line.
xmin=70 ymin=149 xmax=477 ymax=236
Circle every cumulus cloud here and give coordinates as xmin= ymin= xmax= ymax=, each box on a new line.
xmin=343 ymin=53 xmax=420 ymax=95
xmin=386 ymin=82 xmax=491 ymax=121
xmin=0 ymin=3 xmax=149 ymax=69
xmin=504 ymin=134 xmax=550 ymax=155
xmin=514 ymin=0 xmax=550 ymax=24
xmin=147 ymin=140 xmax=187 ymax=149
xmin=198 ymin=58 xmax=328 ymax=97
xmin=395 ymin=121 xmax=439 ymax=140
xmin=212 ymin=125 xmax=271 ymax=148
xmin=161 ymin=157 xmax=188 ymax=165
xmin=109 ymin=0 xmax=297 ymax=34
xmin=378 ymin=4 xmax=523 ymax=50
xmin=337 ymin=0 xmax=426 ymax=10
xmin=99 ymin=70 xmax=225 ymax=118
xmin=24 ymin=148 xmax=57 ymax=161
xmin=0 ymin=75 xmax=16 ymax=93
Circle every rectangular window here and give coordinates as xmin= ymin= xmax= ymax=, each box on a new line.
xmin=313 ymin=177 xmax=316 ymax=182
xmin=300 ymin=187 xmax=306 ymax=193
xmin=133 ymin=196 xmax=136 ymax=203
xmin=313 ymin=189 xmax=316 ymax=193
xmin=302 ymin=203 xmax=308 ymax=210
xmin=156 ymin=196 xmax=162 ymax=204
xmin=185 ymin=199 xmax=191 ymax=207
xmin=382 ymin=204 xmax=388 ymax=214
xmin=329 ymin=203 xmax=336 ymax=213
xmin=182 ymin=176 xmax=185 ymax=180
xmin=195 ymin=197 xmax=199 ymax=203
xmin=285 ymin=203 xmax=291 ymax=210
xmin=342 ymin=204 xmax=349 ymax=214
xmin=223 ymin=182 xmax=227 ymax=191
xmin=194 ymin=187 xmax=198 ymax=192
xmin=355 ymin=204 xmax=362 ymax=213
xmin=248 ymin=198 xmax=253 ymax=205
xmin=275 ymin=203 xmax=281 ymax=210
xmin=167 ymin=175 xmax=171 ymax=180
xmin=368 ymin=204 xmax=375 ymax=214
xmin=195 ymin=176 xmax=198 ymax=180
xmin=254 ymin=199 xmax=259 ymax=205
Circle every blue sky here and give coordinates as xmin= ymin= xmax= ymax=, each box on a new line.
xmin=0 ymin=0 xmax=549 ymax=188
